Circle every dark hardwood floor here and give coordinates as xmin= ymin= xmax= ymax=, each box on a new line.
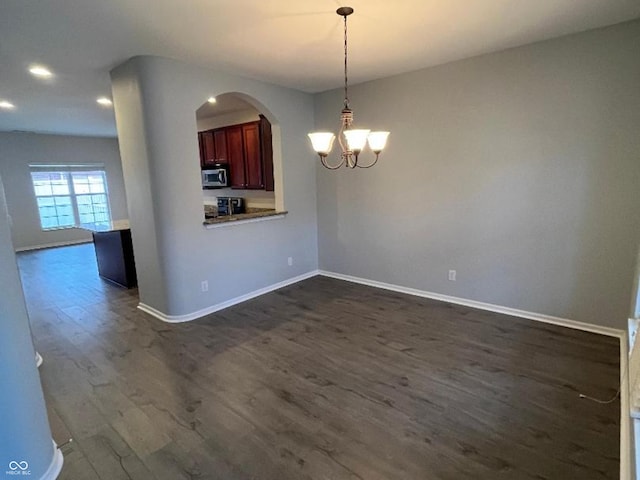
xmin=19 ymin=244 xmax=620 ymax=479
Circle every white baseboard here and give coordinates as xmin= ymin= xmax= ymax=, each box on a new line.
xmin=15 ymin=238 xmax=91 ymax=253
xmin=138 ymin=267 xmax=625 ymax=336
xmin=138 ymin=270 xmax=320 ymax=323
xmin=318 ymin=270 xmax=625 ymax=338
xmin=39 ymin=440 xmax=63 ymax=480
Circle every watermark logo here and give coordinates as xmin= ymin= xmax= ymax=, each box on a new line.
xmin=6 ymin=461 xmax=30 ymax=476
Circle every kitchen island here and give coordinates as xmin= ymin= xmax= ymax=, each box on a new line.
xmin=79 ymin=220 xmax=137 ymax=288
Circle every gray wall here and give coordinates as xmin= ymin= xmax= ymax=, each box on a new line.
xmin=0 ymin=174 xmax=59 ymax=477
xmin=0 ymin=132 xmax=128 ymax=250
xmin=314 ymin=20 xmax=640 ymax=329
xmin=111 ymin=56 xmax=317 ymax=318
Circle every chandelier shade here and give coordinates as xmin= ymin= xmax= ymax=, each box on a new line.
xmin=343 ymin=129 xmax=370 ymax=152
xmin=307 ymin=132 xmax=336 ymax=156
xmin=308 ymin=7 xmax=389 ymax=169
xmin=367 ymin=131 xmax=390 ymax=153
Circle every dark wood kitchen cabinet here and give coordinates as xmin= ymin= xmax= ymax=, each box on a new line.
xmin=213 ymin=128 xmax=228 ymax=164
xmin=199 ymin=130 xmax=215 ymax=167
xmin=243 ymin=122 xmax=263 ymax=189
xmin=198 ymin=116 xmax=273 ymax=190
xmin=227 ymin=121 xmax=264 ymax=189
xmin=259 ymin=115 xmax=274 ymax=192
xmin=226 ymin=125 xmax=246 ymax=188
xmin=198 ymin=132 xmax=204 ymax=166
xmin=199 ymin=128 xmax=229 ymax=167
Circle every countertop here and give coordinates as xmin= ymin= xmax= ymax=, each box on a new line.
xmin=203 ymin=208 xmax=286 ymax=225
xmin=78 ymin=219 xmax=131 ymax=233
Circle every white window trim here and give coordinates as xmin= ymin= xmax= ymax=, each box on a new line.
xmin=29 ymin=165 xmax=112 ymax=231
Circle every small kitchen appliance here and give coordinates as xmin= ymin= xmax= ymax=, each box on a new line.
xmin=217 ymin=197 xmax=245 ymax=216
xmin=202 ymin=165 xmax=229 ymax=189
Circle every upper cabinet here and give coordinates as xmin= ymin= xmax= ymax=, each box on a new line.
xmin=242 ymin=122 xmax=263 ymax=189
xmin=199 ymin=129 xmax=228 ymax=167
xmin=213 ymin=129 xmax=228 ymax=164
xmin=226 ymin=125 xmax=246 ymax=188
xmin=259 ymin=115 xmax=274 ymax=192
xmin=200 ymin=130 xmax=215 ymax=166
xmin=198 ymin=116 xmax=274 ymax=191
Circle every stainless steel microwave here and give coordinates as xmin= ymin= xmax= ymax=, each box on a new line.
xmin=202 ymin=165 xmax=228 ymax=189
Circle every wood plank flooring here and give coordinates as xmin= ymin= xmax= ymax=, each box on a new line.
xmin=18 ymin=244 xmax=620 ymax=479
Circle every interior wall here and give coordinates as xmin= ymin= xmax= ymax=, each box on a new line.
xmin=314 ymin=20 xmax=640 ymax=330
xmin=111 ymin=56 xmax=317 ymax=318
xmin=0 ymin=132 xmax=128 ymax=250
xmin=0 ymin=174 xmax=59 ymax=480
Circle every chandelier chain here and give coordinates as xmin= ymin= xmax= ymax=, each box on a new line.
xmin=343 ymin=13 xmax=349 ymax=110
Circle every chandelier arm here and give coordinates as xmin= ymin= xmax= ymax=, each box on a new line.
xmin=338 ymin=128 xmax=348 ymax=155
xmin=354 ymin=153 xmax=380 ymax=169
xmin=320 ymin=155 xmax=346 ymax=170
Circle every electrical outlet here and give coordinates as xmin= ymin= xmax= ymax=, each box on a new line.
xmin=287 ymin=257 xmax=293 ymax=266
xmin=201 ymin=280 xmax=209 ymax=292
xmin=448 ymin=270 xmax=456 ymax=282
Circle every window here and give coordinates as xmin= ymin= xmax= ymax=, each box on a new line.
xmin=30 ymin=167 xmax=111 ymax=230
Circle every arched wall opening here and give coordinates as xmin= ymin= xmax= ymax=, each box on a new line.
xmin=194 ymin=92 xmax=285 ymax=219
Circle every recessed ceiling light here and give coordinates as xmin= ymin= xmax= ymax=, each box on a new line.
xmin=207 ymin=97 xmax=217 ymax=104
xmin=96 ymin=97 xmax=113 ymax=107
xmin=29 ymin=65 xmax=53 ymax=78
xmin=0 ymin=100 xmax=15 ymax=110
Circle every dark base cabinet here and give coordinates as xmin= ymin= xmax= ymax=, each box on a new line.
xmin=92 ymin=229 xmax=137 ymax=288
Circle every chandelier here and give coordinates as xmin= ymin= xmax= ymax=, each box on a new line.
xmin=308 ymin=7 xmax=389 ymax=169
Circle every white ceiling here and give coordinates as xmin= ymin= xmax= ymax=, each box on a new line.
xmin=0 ymin=0 xmax=638 ymax=137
